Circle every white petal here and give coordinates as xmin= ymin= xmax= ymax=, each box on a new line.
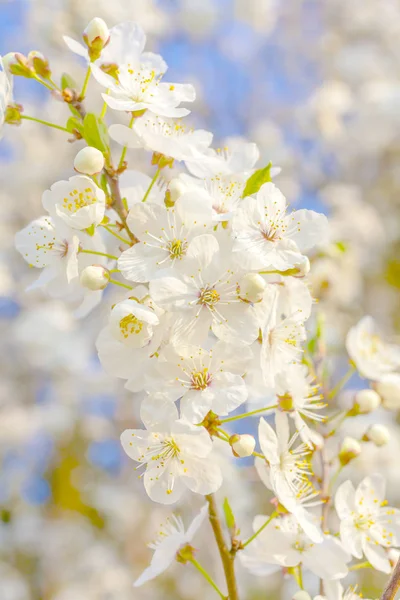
xmin=335 ymin=480 xmax=356 ymax=519
xmin=258 ymin=417 xmax=279 ymax=464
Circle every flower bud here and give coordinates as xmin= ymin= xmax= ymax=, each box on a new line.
xmin=240 ymin=273 xmax=266 ymax=303
xmin=339 ymin=436 xmax=361 ymax=466
xmin=27 ymin=51 xmax=51 ymax=79
xmin=229 ymin=434 xmax=256 ymax=458
xmin=2 ymin=52 xmax=32 ymax=77
xmin=80 ymin=265 xmax=110 ymax=290
xmin=294 ymin=256 xmax=310 ymax=277
xmin=353 ymin=389 xmax=381 ymax=414
xmin=376 ymin=375 xmax=400 ymax=410
xmin=83 ymin=18 xmax=110 ymax=61
xmin=168 ymin=178 xmax=189 ymax=204
xmin=74 ymin=147 xmax=105 ymax=175
xmin=364 ymin=424 xmax=390 ymax=447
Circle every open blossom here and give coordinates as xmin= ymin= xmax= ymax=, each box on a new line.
xmin=91 ymin=63 xmax=195 ymax=117
xmin=275 ymin=364 xmax=326 ymax=448
xmin=335 ymin=474 xmax=400 ymax=573
xmin=96 ymin=291 xmax=166 ymax=392
xmin=259 ymin=296 xmax=307 ymax=388
xmin=240 ymin=514 xmax=349 ymax=580
xmin=134 ymin=504 xmax=208 ymax=587
xmin=118 ymin=193 xmax=212 ymax=283
xmin=149 ymin=234 xmax=259 ymax=345
xmin=152 ymin=342 xmax=252 ymax=423
xmin=346 ymin=316 xmax=400 ymax=381
xmin=42 ymin=176 xmax=106 ymax=230
xmin=185 ymin=139 xmax=260 ymax=179
xmin=64 ymin=21 xmax=167 ymax=74
xmin=232 ymin=182 xmax=328 ymax=271
xmin=110 ymin=115 xmax=213 ymax=162
xmin=120 ymin=395 xmax=222 ymax=503
xmin=255 ymin=412 xmax=322 ymax=542
xmin=15 ymin=216 xmax=80 ymax=290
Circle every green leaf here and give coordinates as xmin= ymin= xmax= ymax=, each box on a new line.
xmin=223 ymin=497 xmax=235 ymax=531
xmin=242 ymin=162 xmax=272 ymax=198
xmin=66 ymin=117 xmax=84 ymax=136
xmin=61 ymin=72 xmax=77 ymax=90
xmin=83 ymin=113 xmax=109 ymax=154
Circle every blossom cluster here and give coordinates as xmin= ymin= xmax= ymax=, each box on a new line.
xmin=2 ymin=16 xmax=400 ymax=600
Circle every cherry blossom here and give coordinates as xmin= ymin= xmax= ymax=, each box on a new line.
xmin=346 ymin=316 xmax=400 ymax=381
xmin=240 ymin=514 xmax=349 ymax=580
xmin=335 ymin=474 xmax=400 ymax=573
xmin=232 ymin=182 xmax=328 ymax=271
xmin=120 ymin=395 xmax=222 ymax=503
xmin=134 ymin=504 xmax=208 ymax=587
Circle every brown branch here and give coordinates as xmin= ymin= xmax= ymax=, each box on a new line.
xmin=105 ymin=171 xmax=137 ymax=243
xmin=381 ymin=559 xmax=400 ymax=600
xmin=206 ymin=494 xmax=239 ymax=600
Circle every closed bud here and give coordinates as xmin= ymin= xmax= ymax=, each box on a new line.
xmin=2 ymin=52 xmax=32 ymax=77
xmin=353 ymin=389 xmax=381 ymax=414
xmin=230 ymin=434 xmax=256 ymax=458
xmin=74 ymin=147 xmax=105 ymax=175
xmin=80 ymin=265 xmax=110 ymax=290
xmin=294 ymin=256 xmax=310 ymax=277
xmin=168 ymin=178 xmax=189 ymax=204
xmin=364 ymin=424 xmax=390 ymax=447
xmin=376 ymin=375 xmax=400 ymax=410
xmin=339 ymin=436 xmax=361 ymax=465
xmin=27 ymin=51 xmax=51 ymax=79
xmin=240 ymin=273 xmax=266 ymax=303
xmin=83 ymin=18 xmax=110 ymax=61
xmin=5 ymin=104 xmax=22 ymax=125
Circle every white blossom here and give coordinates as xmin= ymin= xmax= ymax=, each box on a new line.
xmin=120 ymin=395 xmax=222 ymax=503
xmin=149 ymin=234 xmax=260 ymax=345
xmin=152 ymin=341 xmax=252 ymax=423
xmin=255 ymin=412 xmax=322 ymax=542
xmin=42 ymin=176 xmax=106 ymax=230
xmin=335 ymin=474 xmax=400 ymax=573
xmin=134 ymin=504 xmax=208 ymax=587
xmin=110 ymin=115 xmax=213 ymax=162
xmin=240 ymin=514 xmax=349 ymax=580
xmin=232 ymin=182 xmax=328 ymax=271
xmin=118 ymin=193 xmax=212 ymax=283
xmin=346 ymin=316 xmax=400 ymax=381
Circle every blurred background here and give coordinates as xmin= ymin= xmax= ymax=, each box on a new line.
xmin=1 ymin=0 xmax=400 ymax=598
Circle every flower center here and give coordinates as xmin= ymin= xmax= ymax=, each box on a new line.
xmin=62 ymin=187 xmax=96 ymax=213
xmin=119 ymin=314 xmax=144 ymax=338
xmin=198 ymin=287 xmax=220 ymax=307
xmin=262 ymin=227 xmax=281 ymax=242
xmin=190 ymin=368 xmax=211 ymax=390
xmin=168 ymin=238 xmax=187 ymax=259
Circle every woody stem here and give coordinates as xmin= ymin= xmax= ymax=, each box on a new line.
xmin=206 ymin=494 xmax=240 ymax=600
xmin=381 ymin=558 xmax=400 ymax=600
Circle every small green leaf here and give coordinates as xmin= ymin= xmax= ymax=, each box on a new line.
xmin=223 ymin=497 xmax=235 ymax=531
xmin=66 ymin=117 xmax=84 ymax=136
xmin=83 ymin=113 xmax=109 ymax=154
xmin=242 ymin=162 xmax=272 ymax=198
xmin=61 ymin=72 xmax=77 ymax=90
